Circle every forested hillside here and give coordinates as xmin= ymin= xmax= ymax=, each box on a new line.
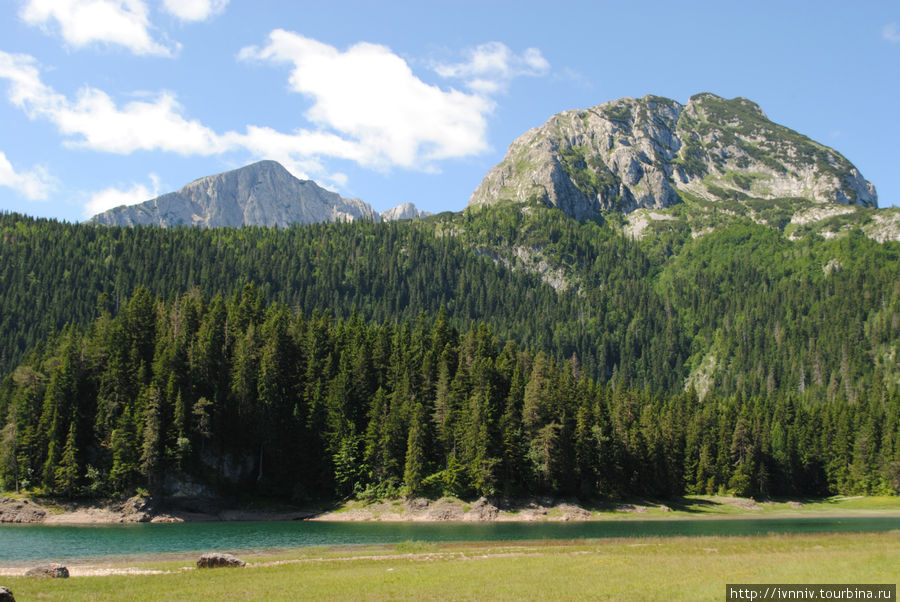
xmin=4 ymin=206 xmax=897 ymax=401
xmin=1 ymin=288 xmax=897 ymax=501
xmin=0 ymin=210 xmax=689 ymax=392
xmin=1 ymin=204 xmax=899 ymax=500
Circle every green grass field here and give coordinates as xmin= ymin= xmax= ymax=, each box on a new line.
xmin=3 ymin=530 xmax=898 ymax=601
xmin=604 ymin=495 xmax=900 ymax=519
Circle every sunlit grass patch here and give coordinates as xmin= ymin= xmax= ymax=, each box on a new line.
xmin=4 ymin=531 xmax=898 ymax=601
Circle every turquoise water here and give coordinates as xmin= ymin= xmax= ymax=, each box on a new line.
xmin=1 ymin=517 xmax=898 ymax=564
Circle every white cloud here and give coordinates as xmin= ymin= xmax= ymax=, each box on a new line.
xmin=0 ymin=151 xmax=54 ymax=200
xmin=884 ymin=23 xmax=900 ymax=43
xmin=239 ymin=30 xmax=493 ymax=169
xmin=433 ymin=42 xmax=549 ymax=93
xmin=84 ymin=173 xmax=159 ymax=216
xmin=0 ymin=35 xmax=545 ymax=192
xmin=1 ymin=45 xmax=490 ymax=172
xmin=0 ymin=52 xmax=56 ymax=110
xmin=0 ymin=51 xmax=225 ymax=154
xmin=56 ymin=88 xmax=226 ymax=154
xmin=20 ymin=0 xmax=176 ymax=56
xmin=0 ymin=50 xmax=351 ymax=184
xmin=161 ymin=0 xmax=227 ymax=22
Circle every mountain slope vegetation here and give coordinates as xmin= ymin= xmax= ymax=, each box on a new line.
xmin=1 ymin=204 xmax=899 ymax=501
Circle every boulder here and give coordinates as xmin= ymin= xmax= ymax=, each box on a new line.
xmin=197 ymin=553 xmax=246 ymax=568
xmin=0 ymin=586 xmax=15 ymax=602
xmin=24 ymin=564 xmax=69 ymax=578
xmin=464 ymin=497 xmax=499 ymax=521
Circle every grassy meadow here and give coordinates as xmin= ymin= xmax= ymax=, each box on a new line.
xmin=2 ymin=530 xmax=898 ymax=601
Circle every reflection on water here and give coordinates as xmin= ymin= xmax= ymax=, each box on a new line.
xmin=2 ymin=517 xmax=899 ymax=564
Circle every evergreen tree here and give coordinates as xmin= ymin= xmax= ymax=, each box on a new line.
xmin=54 ymin=422 xmax=79 ymax=498
xmin=403 ymin=402 xmax=427 ymax=496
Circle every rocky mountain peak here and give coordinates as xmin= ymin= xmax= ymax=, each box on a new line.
xmin=468 ymin=93 xmax=877 ymax=219
xmin=687 ymin=92 xmax=767 ymax=120
xmin=90 ymin=160 xmax=380 ymax=228
xmin=381 ymin=202 xmax=433 ymax=221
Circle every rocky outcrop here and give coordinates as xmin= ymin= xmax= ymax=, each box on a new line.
xmin=463 ymin=497 xmax=499 ymax=521
xmin=24 ymin=564 xmax=69 ymax=578
xmin=469 ymin=93 xmax=877 ymax=219
xmin=0 ymin=498 xmax=47 ymax=523
xmin=90 ymin=161 xmax=380 ymax=228
xmin=380 ymin=202 xmax=432 ymax=221
xmin=197 ymin=553 xmax=246 ymax=568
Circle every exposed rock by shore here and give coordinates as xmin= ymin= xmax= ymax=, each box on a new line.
xmin=3 ymin=494 xmax=891 ymax=524
xmin=0 ymin=495 xmax=318 ymax=524
xmin=2 ymin=494 xmax=627 ymax=524
xmin=0 ymin=498 xmax=47 ymax=523
xmin=313 ymin=496 xmax=616 ymax=522
xmin=24 ymin=564 xmax=68 ymax=579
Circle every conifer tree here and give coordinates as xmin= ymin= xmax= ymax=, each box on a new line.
xmin=404 ymin=402 xmax=427 ymax=496
xmin=55 ymin=422 xmax=79 ymax=498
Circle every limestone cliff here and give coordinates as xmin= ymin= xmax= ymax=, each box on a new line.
xmin=381 ymin=202 xmax=432 ymax=221
xmin=469 ymin=93 xmax=877 ymax=218
xmin=90 ymin=161 xmax=379 ymax=228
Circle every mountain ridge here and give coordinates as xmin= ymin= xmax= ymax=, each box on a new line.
xmin=89 ymin=160 xmax=428 ymax=227
xmin=468 ymin=93 xmax=877 ymax=220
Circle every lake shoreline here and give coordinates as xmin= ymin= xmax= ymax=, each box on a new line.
xmin=2 ymin=493 xmax=899 ymax=525
xmin=1 ymin=531 xmax=899 ymax=588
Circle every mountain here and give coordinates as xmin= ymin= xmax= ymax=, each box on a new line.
xmin=469 ymin=93 xmax=878 ymax=220
xmin=2 ymin=93 xmax=899 ymax=505
xmin=90 ymin=160 xmax=380 ymax=227
xmin=381 ymin=202 xmax=433 ymax=221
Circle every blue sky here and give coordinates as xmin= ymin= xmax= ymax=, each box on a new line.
xmin=0 ymin=0 xmax=898 ymax=222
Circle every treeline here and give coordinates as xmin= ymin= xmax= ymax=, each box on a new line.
xmin=1 ymin=288 xmax=897 ymax=500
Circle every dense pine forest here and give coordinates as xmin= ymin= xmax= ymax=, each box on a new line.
xmin=0 ymin=206 xmax=899 ymax=500
xmin=0 ymin=209 xmax=682 ymax=391
xmin=1 ymin=288 xmax=897 ymax=500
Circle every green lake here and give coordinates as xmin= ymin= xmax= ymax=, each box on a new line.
xmin=1 ymin=517 xmax=898 ymax=564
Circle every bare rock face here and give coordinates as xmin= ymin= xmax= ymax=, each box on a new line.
xmin=425 ymin=500 xmax=464 ymax=521
xmin=0 ymin=498 xmax=47 ymax=523
xmin=380 ymin=202 xmax=432 ymax=221
xmin=24 ymin=564 xmax=69 ymax=578
xmin=0 ymin=586 xmax=15 ymax=602
xmin=469 ymin=93 xmax=877 ymax=219
xmin=463 ymin=497 xmax=499 ymax=521
xmin=90 ymin=161 xmax=380 ymax=228
xmin=197 ymin=553 xmax=246 ymax=568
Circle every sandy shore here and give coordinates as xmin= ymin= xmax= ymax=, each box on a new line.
xmin=0 ymin=565 xmax=177 ymax=577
